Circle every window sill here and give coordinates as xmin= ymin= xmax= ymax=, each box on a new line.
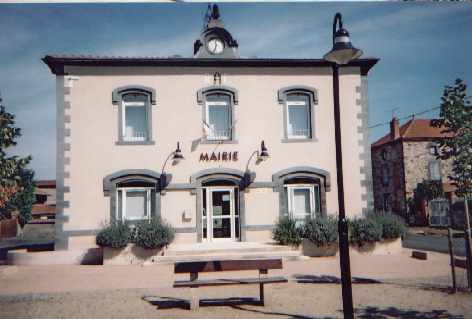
xmin=115 ymin=141 xmax=156 ymax=146
xmin=281 ymin=138 xmax=317 ymax=143
xmin=200 ymin=139 xmax=239 ymax=145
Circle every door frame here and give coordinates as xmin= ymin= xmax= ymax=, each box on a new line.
xmin=202 ymin=186 xmax=239 ymax=242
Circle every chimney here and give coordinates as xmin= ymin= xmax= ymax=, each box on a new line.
xmin=390 ymin=117 xmax=400 ymax=140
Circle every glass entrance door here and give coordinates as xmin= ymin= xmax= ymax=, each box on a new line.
xmin=202 ymin=187 xmax=239 ymax=242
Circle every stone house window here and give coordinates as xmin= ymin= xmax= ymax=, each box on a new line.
xmin=428 ymin=160 xmax=441 ymax=181
xmin=383 ymin=193 xmax=390 ymax=212
xmin=382 ymin=165 xmax=390 ymax=186
xmin=381 ymin=149 xmax=389 ymax=160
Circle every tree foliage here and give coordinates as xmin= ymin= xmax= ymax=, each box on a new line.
xmin=0 ymin=95 xmax=34 ymax=226
xmin=433 ymin=79 xmax=472 ymax=198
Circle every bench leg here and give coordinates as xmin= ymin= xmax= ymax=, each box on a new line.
xmin=190 ymin=288 xmax=199 ymax=310
xmin=259 ymin=283 xmax=264 ymax=306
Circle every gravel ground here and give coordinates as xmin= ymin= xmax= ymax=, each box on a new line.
xmin=0 ymin=280 xmax=470 ymax=319
xmin=1 ymin=250 xmax=470 ymax=318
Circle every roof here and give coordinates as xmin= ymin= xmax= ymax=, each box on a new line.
xmin=372 ymin=118 xmax=453 ymax=149
xmin=42 ymin=54 xmax=379 ymax=76
xmin=35 ymin=180 xmax=56 ymax=188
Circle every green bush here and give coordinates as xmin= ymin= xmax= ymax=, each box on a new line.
xmin=96 ymin=222 xmax=131 ymax=248
xmin=371 ymin=213 xmax=406 ymax=239
xmin=348 ymin=218 xmax=382 ymax=246
xmin=302 ymin=217 xmax=338 ymax=247
xmin=272 ymin=217 xmax=302 ymax=247
xmin=134 ymin=218 xmax=175 ymax=249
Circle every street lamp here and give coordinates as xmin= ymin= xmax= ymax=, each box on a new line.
xmin=160 ymin=142 xmax=184 ymax=192
xmin=323 ymin=12 xmax=362 ymax=319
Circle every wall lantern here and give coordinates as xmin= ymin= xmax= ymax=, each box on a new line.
xmin=172 ymin=142 xmax=184 ymax=164
xmin=160 ymin=142 xmax=184 ymax=192
xmin=257 ymin=140 xmax=270 ymax=162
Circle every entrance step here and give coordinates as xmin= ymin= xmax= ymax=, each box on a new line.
xmin=167 ymin=242 xmax=297 ymax=256
xmin=161 ymin=242 xmax=304 ymax=264
xmin=158 ymin=250 xmax=304 ymax=264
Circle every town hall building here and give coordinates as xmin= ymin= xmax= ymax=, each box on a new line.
xmin=43 ymin=5 xmax=378 ymax=251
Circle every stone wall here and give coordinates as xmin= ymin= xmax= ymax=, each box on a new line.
xmin=402 ymin=141 xmax=454 ymax=200
xmin=371 ymin=141 xmax=406 ymax=214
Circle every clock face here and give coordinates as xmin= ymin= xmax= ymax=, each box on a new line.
xmin=207 ymin=38 xmax=224 ymax=55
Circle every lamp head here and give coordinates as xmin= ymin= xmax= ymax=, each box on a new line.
xmin=172 ymin=142 xmax=184 ymax=164
xmin=323 ymin=15 xmax=363 ymax=65
xmin=258 ymin=140 xmax=269 ymax=161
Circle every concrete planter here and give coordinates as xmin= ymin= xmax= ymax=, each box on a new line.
xmin=0 ymin=216 xmax=18 ymax=239
xmin=301 ymin=239 xmax=338 ymax=257
xmin=349 ymin=237 xmax=403 ymax=256
xmin=102 ymin=244 xmax=165 ymax=265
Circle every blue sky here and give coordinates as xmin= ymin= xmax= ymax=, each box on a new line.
xmin=1 ymin=2 xmax=471 ymax=179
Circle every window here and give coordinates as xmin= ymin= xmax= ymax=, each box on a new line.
xmin=429 ymin=144 xmax=439 ymax=156
xmin=277 ymin=86 xmax=317 ymax=142
xmin=383 ymin=193 xmax=390 ymax=212
xmin=112 ymin=85 xmax=156 ymax=145
xmin=381 ymin=149 xmax=389 ymax=161
xmin=116 ymin=187 xmax=152 ymax=221
xmin=197 ymin=86 xmax=238 ymax=143
xmin=382 ymin=165 xmax=390 ymax=186
xmin=285 ymin=184 xmax=320 ymax=225
xmin=286 ymin=94 xmax=311 ymax=139
xmin=122 ymin=93 xmax=149 ymax=142
xmin=103 ymin=169 xmax=161 ymax=222
xmin=429 ymin=161 xmax=441 ymax=181
xmin=204 ymin=94 xmax=232 ymax=140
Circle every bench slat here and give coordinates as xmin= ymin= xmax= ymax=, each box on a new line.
xmin=174 ymin=259 xmax=283 ymax=273
xmin=173 ymin=276 xmax=288 ymax=288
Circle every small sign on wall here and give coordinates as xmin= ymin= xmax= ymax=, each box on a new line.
xmin=200 ymin=151 xmax=238 ymax=162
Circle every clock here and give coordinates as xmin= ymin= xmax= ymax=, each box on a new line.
xmin=207 ymin=38 xmax=224 ymax=55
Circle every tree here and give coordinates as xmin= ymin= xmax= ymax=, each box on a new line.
xmin=433 ymin=78 xmax=472 ymax=287
xmin=0 ymin=94 xmax=34 ymax=226
xmin=434 ymin=79 xmax=472 ymax=198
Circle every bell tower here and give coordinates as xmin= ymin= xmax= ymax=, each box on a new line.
xmin=193 ymin=4 xmax=239 ymax=59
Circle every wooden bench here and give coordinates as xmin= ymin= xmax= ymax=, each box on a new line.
xmin=173 ymin=258 xmax=288 ymax=310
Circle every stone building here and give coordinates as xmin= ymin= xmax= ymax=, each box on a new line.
xmin=371 ymin=117 xmax=454 ymax=224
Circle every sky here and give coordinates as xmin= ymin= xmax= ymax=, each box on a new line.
xmin=1 ymin=2 xmax=471 ymax=180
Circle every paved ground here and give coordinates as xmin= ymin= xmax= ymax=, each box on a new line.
xmin=403 ymin=233 xmax=466 ymax=256
xmin=1 ymin=250 xmax=471 ymax=318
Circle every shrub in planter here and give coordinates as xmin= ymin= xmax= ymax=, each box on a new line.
xmin=348 ymin=218 xmax=382 ymax=246
xmin=302 ymin=217 xmax=338 ymax=247
xmin=96 ymin=221 xmax=131 ymax=248
xmin=134 ymin=219 xmax=175 ymax=249
xmin=371 ymin=213 xmax=407 ymax=240
xmin=272 ymin=217 xmax=302 ymax=247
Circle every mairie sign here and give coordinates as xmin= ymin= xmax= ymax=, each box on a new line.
xmin=200 ymin=151 xmax=238 ymax=162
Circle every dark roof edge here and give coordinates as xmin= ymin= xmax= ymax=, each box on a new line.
xmin=42 ymin=55 xmax=379 ymax=76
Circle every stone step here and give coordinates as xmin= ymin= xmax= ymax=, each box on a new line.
xmin=157 ymin=250 xmax=304 ymax=264
xmin=166 ymin=242 xmax=297 ymax=256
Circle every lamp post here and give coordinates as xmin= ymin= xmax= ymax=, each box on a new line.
xmin=323 ymin=13 xmax=363 ymax=319
xmin=160 ymin=142 xmax=184 ymax=192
